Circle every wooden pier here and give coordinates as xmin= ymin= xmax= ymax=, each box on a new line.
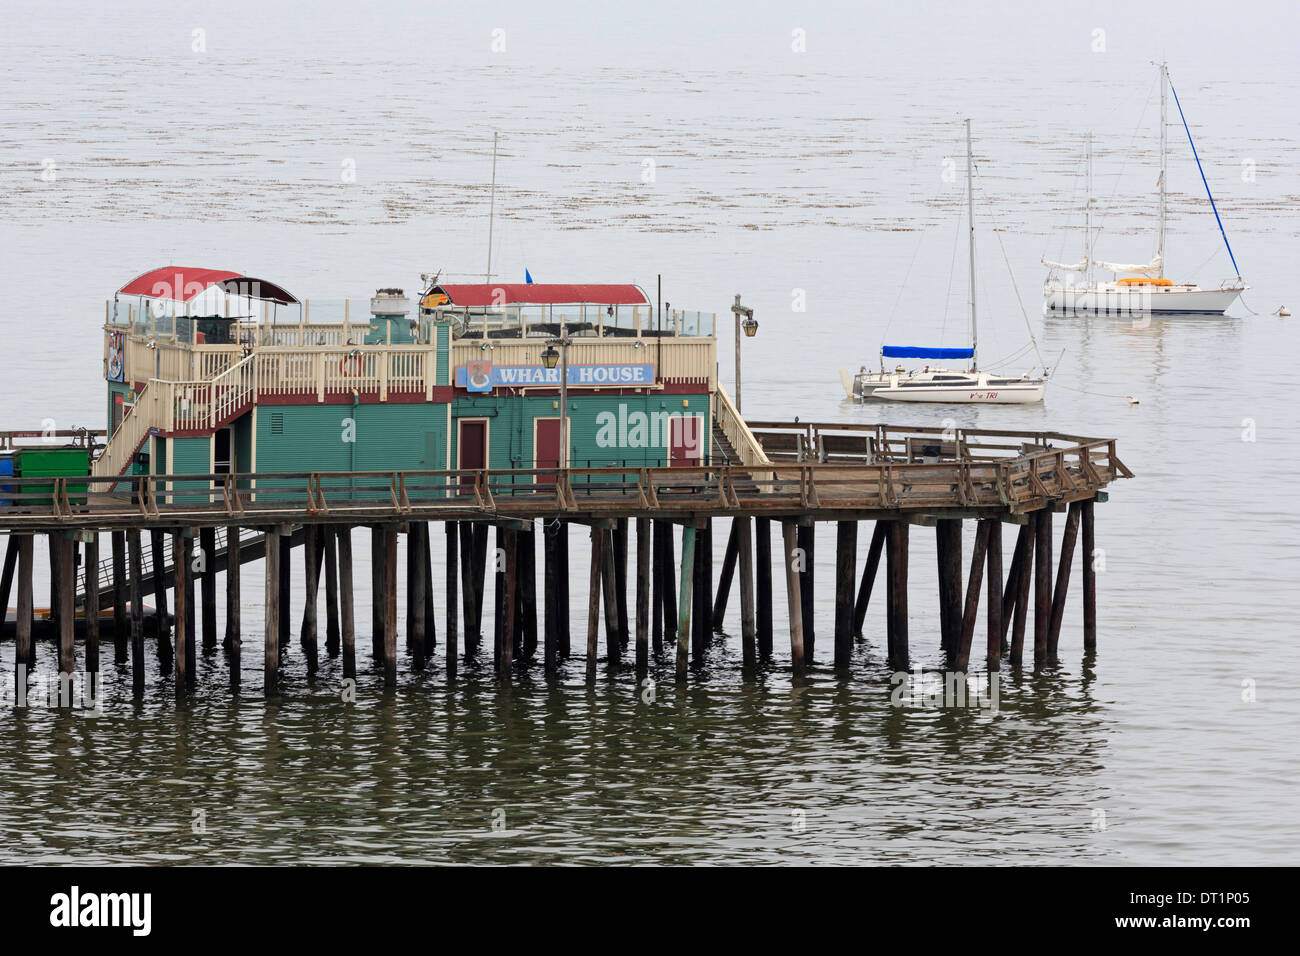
xmin=0 ymin=422 xmax=1131 ymax=699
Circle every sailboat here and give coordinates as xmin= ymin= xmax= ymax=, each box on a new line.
xmin=1044 ymin=62 xmax=1246 ymax=315
xmin=846 ymin=120 xmax=1048 ymax=405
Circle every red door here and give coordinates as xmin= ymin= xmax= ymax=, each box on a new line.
xmin=670 ymin=415 xmax=703 ymax=466
xmin=535 ymin=418 xmax=563 ymax=485
xmin=458 ymin=420 xmax=487 ymax=492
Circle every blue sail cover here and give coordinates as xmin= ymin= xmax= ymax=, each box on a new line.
xmin=881 ymin=346 xmax=974 ymax=360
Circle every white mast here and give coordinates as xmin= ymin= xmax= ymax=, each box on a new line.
xmin=966 ymin=118 xmax=977 ymax=371
xmin=486 ymin=131 xmax=499 ymax=281
xmin=1085 ymin=130 xmax=1094 ymax=286
xmin=1158 ymin=62 xmax=1167 ymax=279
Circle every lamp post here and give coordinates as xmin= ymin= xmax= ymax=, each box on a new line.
xmin=540 ymin=324 xmax=570 ymax=470
xmin=730 ymin=294 xmax=758 ymax=412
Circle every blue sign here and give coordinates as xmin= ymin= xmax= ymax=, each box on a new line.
xmin=456 ymin=364 xmax=655 ymax=389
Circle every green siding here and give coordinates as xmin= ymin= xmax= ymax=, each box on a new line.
xmin=169 ymin=435 xmax=211 ymax=502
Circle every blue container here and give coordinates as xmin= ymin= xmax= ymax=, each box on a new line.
xmin=0 ymin=453 xmax=13 ymax=507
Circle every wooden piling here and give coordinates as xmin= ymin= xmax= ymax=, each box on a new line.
xmin=184 ymin=534 xmax=196 ymax=681
xmin=324 ymin=527 xmax=341 ymax=657
xmin=472 ymin=523 xmax=489 ymax=637
xmin=127 ymin=531 xmax=144 ymax=698
xmin=57 ymin=536 xmax=75 ymax=700
xmin=712 ymin=519 xmax=739 ymax=630
xmin=635 ymin=516 xmax=650 ymax=676
xmin=660 ymin=520 xmax=677 ymax=652
xmin=691 ymin=526 xmax=706 ymax=666
xmin=383 ymin=526 xmax=398 ymax=687
xmin=458 ymin=523 xmax=478 ymax=656
xmin=613 ymin=518 xmax=629 ymax=649
xmin=408 ymin=523 xmax=426 ymax=671
xmin=48 ymin=535 xmax=60 ymax=665
xmin=226 ymin=525 xmax=241 ymax=683
xmin=1047 ymin=501 xmax=1081 ymax=659
xmin=200 ymin=526 xmax=217 ymax=651
xmin=423 ymin=522 xmax=435 ymax=651
xmin=303 ymin=524 xmax=320 ymax=676
xmin=264 ymin=530 xmax=281 ymax=697
xmin=985 ymin=519 xmax=1002 ymax=671
xmin=371 ymin=526 xmax=385 ymax=663
xmin=650 ymin=520 xmax=664 ymax=656
xmin=543 ymin=522 xmax=558 ymax=674
xmin=886 ymin=521 xmax=909 ymax=669
xmin=556 ymin=521 xmax=570 ymax=658
xmin=112 ymin=530 xmax=128 ymax=663
xmin=1082 ymin=499 xmax=1097 ymax=650
xmin=499 ymin=527 xmax=517 ymax=682
xmin=85 ymin=533 xmax=100 ymax=679
xmin=755 ymin=517 xmax=773 ymax=660
xmin=149 ymin=529 xmax=172 ymax=670
xmin=1033 ymin=509 xmax=1052 ymax=666
xmin=852 ymin=521 xmax=887 ymax=638
xmin=935 ymin=519 xmax=963 ymax=665
xmin=15 ymin=536 xmax=33 ymax=692
xmin=586 ymin=527 xmax=602 ymax=680
xmin=797 ymin=522 xmax=814 ymax=664
xmin=0 ymin=537 xmax=18 ymax=657
xmin=278 ymin=529 xmax=291 ymax=649
xmin=834 ymin=520 xmax=857 ymax=670
xmin=676 ymin=524 xmax=696 ymax=680
xmin=783 ymin=521 xmax=805 ymax=675
xmin=601 ymin=526 xmax=621 ymax=669
xmin=737 ymin=515 xmax=757 ymax=677
xmin=338 ymin=526 xmax=356 ymax=680
xmin=445 ymin=521 xmax=458 ymax=676
xmin=173 ymin=531 xmax=188 ymax=699
xmin=955 ymin=519 xmax=990 ymax=672
xmin=1010 ymin=520 xmax=1032 ymax=666
xmin=1001 ymin=524 xmax=1029 ymax=646
xmin=519 ymin=527 xmax=537 ymax=662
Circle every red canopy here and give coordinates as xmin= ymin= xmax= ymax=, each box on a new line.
xmin=434 ymin=283 xmax=647 ymax=307
xmin=118 ymin=266 xmax=298 ymax=305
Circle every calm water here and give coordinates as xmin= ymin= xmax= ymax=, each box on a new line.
xmin=1 ymin=0 xmax=1298 ymax=865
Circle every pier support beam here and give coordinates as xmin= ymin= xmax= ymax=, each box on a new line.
xmin=712 ymin=519 xmax=739 ymax=630
xmin=150 ymin=529 xmax=172 ymax=672
xmin=303 ymin=524 xmax=320 ymax=676
xmin=498 ymin=527 xmax=517 ymax=682
xmin=635 ymin=516 xmax=650 ymax=676
xmin=173 ymin=531 xmax=188 ymax=699
xmin=445 ymin=522 xmax=459 ymax=676
xmin=676 ymin=524 xmax=697 ymax=681
xmin=936 ymin=519 xmax=963 ymax=665
xmin=371 ymin=527 xmax=384 ymax=664
xmin=783 ymin=521 xmax=805 ymax=675
xmin=407 ymin=522 xmax=426 ymax=671
xmin=955 ymin=519 xmax=990 ymax=672
xmin=1082 ymin=499 xmax=1097 ymax=650
xmin=0 ymin=538 xmax=18 ymax=662
xmin=1002 ymin=524 xmax=1028 ymax=648
xmin=660 ymin=521 xmax=677 ymax=655
xmin=613 ymin=518 xmax=629 ymax=650
xmin=324 ymin=527 xmax=340 ymax=657
xmin=338 ymin=527 xmax=356 ymax=680
xmin=382 ymin=526 xmax=398 ymax=687
xmin=278 ymin=530 xmax=290 ymax=649
xmin=264 ymin=530 xmax=280 ymax=698
xmin=85 ymin=533 xmax=100 ymax=684
xmin=226 ymin=525 xmax=241 ymax=684
xmin=423 ymin=523 xmax=436 ymax=653
xmin=1034 ymin=509 xmax=1053 ymax=666
xmin=200 ymin=526 xmax=217 ymax=651
xmin=834 ymin=520 xmax=857 ymax=670
xmin=1010 ymin=522 xmax=1032 ymax=666
xmin=886 ymin=521 xmax=909 ymax=670
xmin=691 ymin=527 xmax=707 ymax=666
xmin=519 ymin=527 xmax=537 ymax=662
xmin=543 ymin=522 xmax=558 ymax=674
xmin=737 ymin=515 xmax=757 ymax=678
xmin=797 ymin=522 xmax=815 ymax=664
xmin=57 ymin=535 xmax=75 ymax=704
xmin=183 ymin=534 xmax=195 ymax=681
xmin=985 ymin=519 xmax=1003 ymax=671
xmin=586 ymin=527 xmax=603 ymax=680
xmin=650 ymin=520 xmax=665 ymax=656
xmin=600 ymin=526 xmax=620 ymax=670
xmin=15 ymin=536 xmax=33 ymax=677
xmin=127 ymin=531 xmax=144 ymax=698
xmin=111 ymin=531 xmax=127 ymax=663
xmin=1047 ymin=501 xmax=1081 ymax=659
xmin=755 ymin=517 xmax=773 ymax=660
xmin=853 ymin=521 xmax=887 ymax=639
xmin=459 ymin=523 xmax=484 ymax=658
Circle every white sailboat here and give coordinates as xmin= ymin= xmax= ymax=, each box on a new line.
xmin=847 ymin=120 xmax=1048 ymax=405
xmin=1044 ymin=62 xmax=1246 ymax=315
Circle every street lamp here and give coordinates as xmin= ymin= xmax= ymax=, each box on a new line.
xmin=540 ymin=325 xmax=570 ymax=470
xmin=731 ymin=294 xmax=757 ymax=412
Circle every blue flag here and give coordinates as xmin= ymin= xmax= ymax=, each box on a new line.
xmin=524 ymin=269 xmax=534 ymax=284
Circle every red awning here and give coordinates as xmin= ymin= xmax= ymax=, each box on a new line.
xmin=118 ymin=266 xmax=299 ymax=305
xmin=434 ymin=283 xmax=648 ymax=307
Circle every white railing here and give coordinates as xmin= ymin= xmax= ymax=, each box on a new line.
xmin=714 ymin=383 xmax=772 ymax=469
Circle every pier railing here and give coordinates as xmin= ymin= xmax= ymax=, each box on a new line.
xmin=11 ymin=425 xmax=1131 ymax=530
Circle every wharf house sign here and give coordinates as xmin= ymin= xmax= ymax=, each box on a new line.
xmin=455 ymin=364 xmax=655 ymax=390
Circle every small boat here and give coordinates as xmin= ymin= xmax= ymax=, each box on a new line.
xmin=847 ymin=120 xmax=1048 ymax=405
xmin=1043 ymin=63 xmax=1247 ymax=315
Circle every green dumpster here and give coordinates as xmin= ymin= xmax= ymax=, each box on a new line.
xmin=15 ymin=446 xmax=90 ymax=508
